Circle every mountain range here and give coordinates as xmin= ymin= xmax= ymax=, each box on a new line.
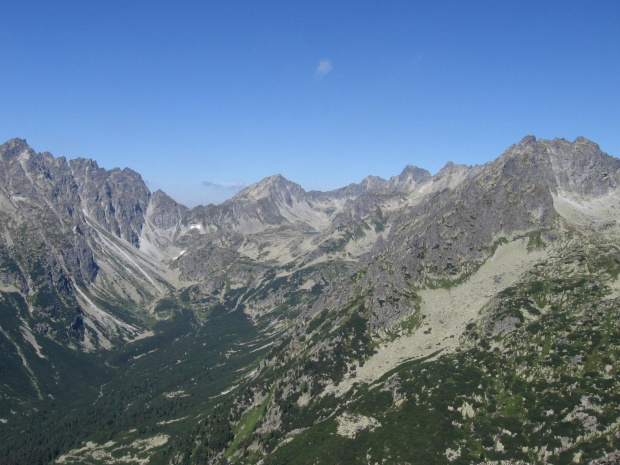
xmin=0 ymin=136 xmax=619 ymax=464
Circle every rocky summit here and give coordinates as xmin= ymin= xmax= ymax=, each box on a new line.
xmin=0 ymin=136 xmax=619 ymax=464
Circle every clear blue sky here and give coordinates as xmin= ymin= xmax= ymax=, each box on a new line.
xmin=1 ymin=1 xmax=619 ymax=206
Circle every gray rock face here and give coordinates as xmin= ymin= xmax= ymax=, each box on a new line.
xmin=299 ymin=136 xmax=619 ymax=331
xmin=184 ymin=174 xmax=322 ymax=234
xmin=69 ymin=157 xmax=150 ymax=247
xmin=546 ymin=136 xmax=620 ymax=196
xmin=146 ymin=190 xmax=188 ymax=229
xmin=387 ymin=164 xmax=432 ymax=191
xmin=0 ymin=138 xmax=98 ymax=285
xmin=124 ymin=135 xmax=619 ymax=335
xmin=0 ymin=139 xmax=171 ymax=348
xmin=1 ymin=134 xmax=618 ymax=345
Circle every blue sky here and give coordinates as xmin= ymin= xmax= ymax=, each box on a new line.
xmin=1 ymin=1 xmax=619 ymax=206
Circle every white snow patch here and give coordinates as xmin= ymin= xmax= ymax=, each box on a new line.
xmin=458 ymin=401 xmax=476 ymax=419
xmin=245 ymin=369 xmax=258 ymax=380
xmin=220 ymin=385 xmax=238 ymax=395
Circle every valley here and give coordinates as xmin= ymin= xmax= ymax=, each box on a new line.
xmin=0 ymin=136 xmax=619 ymax=464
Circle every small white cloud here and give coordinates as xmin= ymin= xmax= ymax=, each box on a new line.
xmin=202 ymin=180 xmax=245 ymax=190
xmin=316 ymin=58 xmax=332 ymax=78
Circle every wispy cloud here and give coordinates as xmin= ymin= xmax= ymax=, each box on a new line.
xmin=202 ymin=180 xmax=245 ymax=190
xmin=315 ymin=58 xmax=332 ymax=78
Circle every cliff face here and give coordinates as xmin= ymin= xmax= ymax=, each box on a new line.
xmin=0 ymin=139 xmax=98 ymax=284
xmin=68 ymin=157 xmax=151 ymax=247
xmin=0 ymin=139 xmax=170 ymax=352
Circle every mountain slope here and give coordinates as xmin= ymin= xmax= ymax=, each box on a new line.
xmin=0 ymin=136 xmax=618 ymax=465
xmin=172 ymin=136 xmax=620 ymax=465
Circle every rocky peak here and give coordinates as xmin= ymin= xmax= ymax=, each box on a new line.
xmin=494 ymin=136 xmax=620 ymax=197
xmin=317 ymin=175 xmax=388 ymax=200
xmin=360 ymin=175 xmax=387 ymax=191
xmin=146 ymin=190 xmax=188 ymax=230
xmin=519 ymin=134 xmax=538 ymax=145
xmin=435 ymin=161 xmax=469 ymax=176
xmin=69 ymin=157 xmax=150 ymax=247
xmin=573 ymin=135 xmax=601 ymax=150
xmin=388 ymin=165 xmax=432 ymax=190
xmin=0 ymin=138 xmax=32 ymax=160
xmin=545 ymin=137 xmax=620 ymax=196
xmin=430 ymin=161 xmax=475 ymax=191
xmin=400 ymin=164 xmax=432 ymax=181
xmin=233 ymin=173 xmax=306 ymax=204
